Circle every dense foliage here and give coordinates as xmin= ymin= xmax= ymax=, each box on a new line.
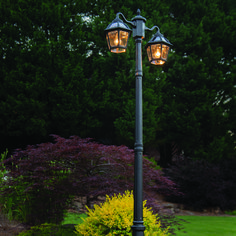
xmin=0 ymin=136 xmax=179 ymax=225
xmin=1 ymin=0 xmax=235 ymax=166
xmin=75 ymin=190 xmax=170 ymax=236
xmin=164 ymin=158 xmax=236 ymax=211
xmin=158 ymin=0 xmax=236 ymax=164
xmin=0 ymin=0 xmax=98 ymax=150
xmin=0 ymin=0 xmax=166 ymax=151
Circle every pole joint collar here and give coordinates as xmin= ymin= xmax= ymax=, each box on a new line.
xmin=131 ymin=221 xmax=145 ymax=234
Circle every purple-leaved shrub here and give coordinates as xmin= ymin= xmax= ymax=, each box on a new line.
xmin=1 ymin=135 xmax=180 ymax=226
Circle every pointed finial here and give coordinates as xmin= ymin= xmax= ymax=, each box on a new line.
xmin=137 ymin=9 xmax=141 ymax=15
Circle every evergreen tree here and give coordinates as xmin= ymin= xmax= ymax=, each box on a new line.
xmin=1 ymin=0 xmax=235 ymax=165
xmin=157 ymin=0 xmax=236 ymax=164
xmin=0 ymin=0 xmax=98 ymax=150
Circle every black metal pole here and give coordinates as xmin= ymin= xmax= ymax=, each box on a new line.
xmin=131 ymin=9 xmax=146 ymax=236
xmin=131 ymin=36 xmax=145 ymax=236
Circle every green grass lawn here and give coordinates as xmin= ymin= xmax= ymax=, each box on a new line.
xmin=176 ymin=215 xmax=236 ymax=236
xmin=61 ymin=213 xmax=236 ymax=236
xmin=62 ymin=212 xmax=87 ymax=225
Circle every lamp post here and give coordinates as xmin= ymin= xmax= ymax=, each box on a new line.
xmin=105 ymin=9 xmax=172 ymax=236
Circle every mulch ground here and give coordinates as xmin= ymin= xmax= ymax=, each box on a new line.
xmin=0 ymin=216 xmax=27 ymax=236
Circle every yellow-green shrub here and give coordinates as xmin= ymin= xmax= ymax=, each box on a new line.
xmin=75 ymin=190 xmax=170 ymax=236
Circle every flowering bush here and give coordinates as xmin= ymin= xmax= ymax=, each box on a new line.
xmin=75 ymin=190 xmax=170 ymax=236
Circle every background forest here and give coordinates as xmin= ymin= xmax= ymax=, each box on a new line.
xmin=1 ymin=0 xmax=236 ymax=166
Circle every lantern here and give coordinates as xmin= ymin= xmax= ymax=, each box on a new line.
xmin=105 ymin=16 xmax=132 ymax=53
xmin=146 ymin=31 xmax=172 ymax=65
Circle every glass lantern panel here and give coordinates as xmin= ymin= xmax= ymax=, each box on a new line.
xmin=108 ymin=31 xmax=119 ymax=47
xmin=162 ymin=45 xmax=169 ymax=60
xmin=151 ymin=60 xmax=165 ymax=65
xmin=147 ymin=46 xmax=152 ymax=61
xmin=111 ymin=48 xmax=126 ymax=53
xmin=151 ymin=44 xmax=162 ymax=59
xmin=106 ymin=34 xmax=110 ymax=50
xmin=119 ymin=31 xmax=129 ymax=47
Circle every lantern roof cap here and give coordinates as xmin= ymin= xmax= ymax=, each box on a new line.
xmin=146 ymin=31 xmax=172 ymax=47
xmin=105 ymin=16 xmax=132 ymax=32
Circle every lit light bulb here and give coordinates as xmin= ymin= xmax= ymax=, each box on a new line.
xmin=156 ymin=51 xmax=161 ymax=58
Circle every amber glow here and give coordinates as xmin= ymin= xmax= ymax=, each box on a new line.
xmin=106 ymin=30 xmax=129 ymax=53
xmin=162 ymin=45 xmax=169 ymax=60
xmin=146 ymin=44 xmax=169 ymax=65
xmin=111 ymin=48 xmax=126 ymax=53
xmin=151 ymin=44 xmax=161 ymax=59
xmin=157 ymin=60 xmax=165 ymax=65
xmin=151 ymin=60 xmax=165 ymax=65
xmin=155 ymin=51 xmax=161 ymax=58
xmin=119 ymin=31 xmax=129 ymax=47
xmin=147 ymin=46 xmax=151 ymax=61
xmin=108 ymin=31 xmax=119 ymax=47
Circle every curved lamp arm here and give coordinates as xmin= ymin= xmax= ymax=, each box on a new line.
xmin=145 ymin=25 xmax=160 ymax=33
xmin=116 ymin=12 xmax=135 ymax=28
